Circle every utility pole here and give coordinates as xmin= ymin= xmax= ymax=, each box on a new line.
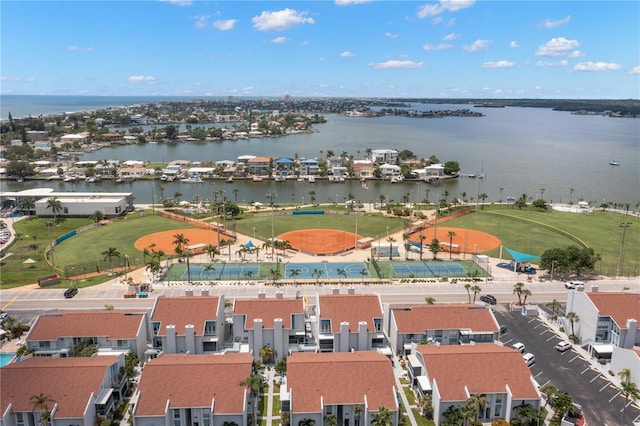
xmin=46 ymin=222 xmax=55 ymax=273
xmin=617 ymin=222 xmax=632 ymax=276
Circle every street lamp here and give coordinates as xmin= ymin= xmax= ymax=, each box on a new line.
xmin=124 ymin=254 xmax=129 ymax=284
xmin=45 ymin=222 xmax=55 ymax=273
xmin=551 ymin=260 xmax=557 ymax=281
xmin=617 ymin=222 xmax=632 ymax=276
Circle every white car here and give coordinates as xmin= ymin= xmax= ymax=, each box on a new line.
xmin=554 ymin=341 xmax=572 ymax=352
xmin=565 ymin=280 xmax=585 ymax=289
xmin=512 ymin=342 xmax=525 ymax=353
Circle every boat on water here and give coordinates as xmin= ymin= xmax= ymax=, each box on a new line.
xmin=252 ymin=176 xmax=264 ymax=182
xmin=226 ymin=177 xmax=234 ymax=183
xmin=610 ymin=159 xmax=620 ymax=166
xmin=307 ymin=176 xmax=316 ymax=183
xmin=180 ymin=176 xmax=203 ymax=183
xmin=274 ymin=175 xmax=286 ymax=182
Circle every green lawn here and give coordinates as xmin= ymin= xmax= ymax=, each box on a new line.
xmin=443 ymin=206 xmax=640 ymax=275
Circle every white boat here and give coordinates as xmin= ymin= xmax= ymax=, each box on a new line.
xmin=252 ymin=176 xmax=264 ymax=182
xmin=274 ymin=175 xmax=286 ymax=182
xmin=180 ymin=176 xmax=203 ymax=183
xmin=307 ymin=176 xmax=316 ymax=183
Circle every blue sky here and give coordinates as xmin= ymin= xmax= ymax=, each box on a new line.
xmin=1 ymin=0 xmax=638 ymax=99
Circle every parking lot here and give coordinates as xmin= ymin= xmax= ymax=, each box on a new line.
xmin=496 ymin=308 xmax=640 ymax=425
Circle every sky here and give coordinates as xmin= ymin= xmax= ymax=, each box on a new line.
xmin=1 ymin=0 xmax=639 ymax=99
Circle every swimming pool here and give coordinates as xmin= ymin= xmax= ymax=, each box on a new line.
xmin=0 ymin=353 xmax=15 ymax=367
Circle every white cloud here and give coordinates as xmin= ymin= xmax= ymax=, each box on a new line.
xmin=319 ymin=57 xmax=326 ymax=62
xmin=572 ymin=61 xmax=622 ymax=72
xmin=1 ymin=76 xmax=36 ymax=82
xmin=535 ymin=37 xmax=579 ymax=56
xmin=443 ymin=32 xmax=459 ymax=41
xmin=423 ymin=43 xmax=453 ymax=51
xmin=335 ymin=0 xmax=371 ymax=4
xmin=463 ymin=39 xmax=490 ymax=52
xmin=193 ymin=15 xmax=209 ymax=29
xmin=128 ymin=75 xmax=156 ymax=83
xmin=481 ymin=60 xmax=515 ymax=68
xmin=385 ymin=32 xmax=398 ymax=39
xmin=568 ymin=50 xmax=585 ymax=58
xmin=630 ymin=66 xmax=640 ymax=75
xmin=213 ymin=19 xmax=237 ymax=31
xmin=67 ymin=45 xmax=93 ymax=52
xmin=536 ymin=59 xmax=568 ymax=67
xmin=340 ymin=51 xmax=355 ymax=57
xmin=270 ymin=36 xmax=288 ymax=44
xmin=509 ymin=41 xmax=518 ymax=48
xmin=417 ymin=0 xmax=475 ymax=18
xmin=369 ymin=60 xmax=424 ymax=69
xmin=159 ymin=0 xmax=192 ymax=6
xmin=242 ymin=86 xmax=254 ymax=93
xmin=252 ymin=8 xmax=315 ymax=31
xmin=541 ymin=15 xmax=571 ymax=29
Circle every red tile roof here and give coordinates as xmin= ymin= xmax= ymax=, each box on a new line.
xmin=151 ymin=296 xmax=220 ymax=336
xmin=393 ymin=304 xmax=498 ymax=333
xmin=27 ymin=310 xmax=146 ymax=341
xmin=135 ymin=353 xmax=253 ymax=416
xmin=234 ymin=298 xmax=304 ymax=329
xmin=287 ymin=352 xmax=397 ymax=412
xmin=1 ymin=356 xmax=120 ymax=419
xmin=586 ymin=292 xmax=640 ymax=329
xmin=417 ymin=344 xmax=539 ymax=401
xmin=319 ymin=294 xmax=382 ymax=332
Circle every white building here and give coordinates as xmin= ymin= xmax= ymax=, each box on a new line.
xmin=371 ymin=149 xmax=398 ymax=165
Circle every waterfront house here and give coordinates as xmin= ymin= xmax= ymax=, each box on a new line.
xmin=408 ymin=344 xmax=542 ymax=425
xmin=371 ymin=149 xmax=398 ymax=165
xmin=149 ymin=294 xmax=227 ymax=357
xmin=231 ymin=292 xmax=309 ymax=360
xmin=274 ymin=157 xmax=296 ymax=177
xmin=236 ymin=155 xmax=256 ymax=165
xmin=330 ymin=166 xmax=348 ymax=178
xmin=247 ymin=156 xmax=271 ymax=176
xmin=379 ymin=163 xmax=401 ymax=178
xmin=298 ymin=158 xmax=319 ymax=176
xmin=131 ymin=353 xmax=253 ymax=426
xmin=24 ymin=310 xmax=149 ymax=360
xmin=284 ymin=351 xmax=399 ymax=426
xmin=386 ymin=304 xmax=501 ymax=355
xmin=352 ymin=159 xmax=374 ymax=179
xmin=1 ymin=355 xmax=128 ymax=426
xmin=315 ymin=292 xmax=386 ymax=352
xmin=327 ymin=156 xmax=349 ymax=168
xmin=119 ymin=167 xmax=146 ymax=179
xmin=60 ymin=133 xmax=89 ymax=144
xmin=565 ymin=288 xmax=640 ymax=360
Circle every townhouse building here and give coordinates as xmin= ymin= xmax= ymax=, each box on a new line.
xmin=24 ymin=310 xmax=148 ymax=360
xmin=232 ymin=293 xmax=309 ymax=360
xmin=131 ymin=353 xmax=253 ymax=426
xmin=247 ymin=156 xmax=271 ymax=176
xmin=284 ymin=351 xmax=399 ymax=426
xmin=408 ymin=344 xmax=542 ymax=425
xmin=314 ymin=293 xmax=385 ymax=352
xmin=1 ymin=355 xmax=127 ymax=426
xmin=298 ymin=158 xmax=319 ymax=176
xmin=386 ymin=304 xmax=501 ymax=355
xmin=371 ymin=149 xmax=398 ymax=165
xmin=149 ymin=295 xmax=227 ymax=357
xmin=352 ymin=160 xmax=374 ymax=179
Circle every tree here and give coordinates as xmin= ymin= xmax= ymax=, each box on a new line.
xmin=565 ymin=311 xmax=580 ymax=338
xmin=289 ymin=268 xmax=300 ymax=286
xmin=429 ymin=239 xmax=441 ymax=260
xmin=102 ymin=247 xmax=121 ymax=272
xmin=619 ymin=369 xmax=640 ymax=425
xmin=512 ymin=403 xmax=540 ymax=426
xmin=360 ymin=268 xmax=368 ymax=283
xmin=238 ymin=373 xmax=265 ymax=426
xmin=172 ymin=233 xmax=189 ymax=252
xmin=323 ymin=415 xmax=338 ymax=426
xmin=466 ymin=393 xmax=486 ymax=425
xmin=46 ymin=197 xmax=63 ymax=222
xmin=19 ymin=197 xmax=36 ymax=216
xmin=270 ymin=267 xmax=282 ymax=285
xmin=550 ymin=391 xmax=573 ymax=419
xmin=464 ymin=283 xmax=472 ymax=303
xmin=312 ymin=268 xmax=324 ymax=285
xmin=371 ymin=406 xmax=393 ymax=426
xmin=89 ymin=210 xmax=104 ymax=223
xmin=424 ymin=296 xmax=436 ymax=305
xmin=259 ymin=345 xmax=277 ymax=365
xmin=337 ymin=268 xmax=347 ymax=283
xmin=418 ymin=234 xmax=427 ymax=261
xmin=275 ymin=357 xmax=287 ymax=377
xmin=521 ymin=288 xmax=532 ymax=305
xmin=205 ymin=244 xmax=219 ymax=261
xmin=513 ymin=282 xmax=525 ymax=305
xmin=470 ymin=285 xmax=482 ymax=303
xmin=298 ymin=419 xmax=315 ymax=426
xmin=546 ymin=299 xmax=562 ymax=320
xmin=442 ymin=405 xmax=463 ymax=426
xmin=446 ymin=231 xmax=457 ymax=259
xmin=30 ymin=393 xmax=55 ymax=426
xmin=387 ymin=236 xmax=396 ymax=261
xmin=539 ymin=382 xmax=558 ymax=407
xmin=478 ymin=193 xmax=488 ymax=209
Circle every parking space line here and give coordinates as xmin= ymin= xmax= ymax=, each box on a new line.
xmin=581 ymin=367 xmax=591 ymax=375
xmin=609 ymin=391 xmax=621 ymax=402
xmin=545 ymin=334 xmax=556 ymax=341
xmin=590 ymin=374 xmax=602 ymax=383
xmin=569 ymin=354 xmax=581 ymax=362
xmin=600 ymin=382 xmax=611 ymax=392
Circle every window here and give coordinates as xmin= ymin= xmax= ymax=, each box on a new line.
xmin=16 ymin=412 xmax=24 ymax=426
xmin=39 ymin=341 xmax=51 ymax=349
xmin=494 ymin=396 xmax=502 ymax=417
xmin=173 ymin=409 xmax=181 ymax=426
xmin=320 ymin=319 xmax=332 ymax=334
xmin=202 ymin=411 xmax=210 ymax=426
xmin=204 ymin=321 xmax=216 ymax=335
xmin=117 ymin=340 xmax=128 ymax=348
xmin=152 ymin=322 xmax=161 ymax=336
xmin=374 ymin=318 xmax=382 ymax=332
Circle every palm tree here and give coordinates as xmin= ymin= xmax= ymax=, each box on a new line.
xmin=429 ymin=239 xmax=441 ymax=260
xmin=467 ymin=393 xmax=486 ymax=425
xmin=521 ymin=288 xmax=532 ymax=305
xmin=539 ymin=382 xmax=558 ymax=407
xmin=337 ymin=268 xmax=347 ymax=283
xmin=298 ymin=419 xmax=315 ymax=426
xmin=270 ymin=267 xmax=282 ymax=285
xmin=238 ymin=373 xmax=265 ymax=426
xmin=371 ymin=406 xmax=393 ymax=426
xmin=619 ymin=368 xmax=640 ymax=425
xmin=360 ymin=268 xmax=368 ymax=283
xmin=442 ymin=406 xmax=463 ymax=426
xmin=566 ymin=311 xmax=580 ymax=338
xmin=102 ymin=247 xmax=121 ymax=272
xmin=312 ymin=268 xmax=324 ymax=285
xmin=353 ymin=404 xmax=363 ymax=426
xmin=470 ymin=285 xmax=482 ymax=303
xmin=464 ymin=283 xmax=472 ymax=303
xmin=173 ymin=191 xmax=182 ymax=203
xmin=203 ymin=264 xmax=216 ymax=278
xmin=546 ymin=299 xmax=562 ymax=320
xmin=205 ymin=244 xmax=219 ymax=261
xmin=46 ymin=197 xmax=62 ymax=222
xmin=513 ymin=402 xmax=540 ymax=426
xmin=20 ymin=197 xmax=36 ymax=216
xmin=30 ymin=393 xmax=55 ymax=426
xmin=289 ymin=268 xmax=301 ymax=286
xmin=145 ymin=257 xmax=162 ymax=279
xmin=424 ymin=296 xmax=436 ymax=305
xmin=447 ymin=230 xmax=457 ymax=259
xmin=387 ymin=236 xmax=396 ymax=261
xmin=418 ymin=234 xmax=427 ymax=261
xmin=259 ymin=345 xmax=276 ymax=364
xmin=513 ymin=282 xmax=525 ymax=305
xmin=244 ymin=270 xmax=254 ymax=281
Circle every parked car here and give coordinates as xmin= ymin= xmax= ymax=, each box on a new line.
xmin=554 ymin=341 xmax=572 ymax=352
xmin=64 ymin=287 xmax=78 ymax=298
xmin=480 ymin=294 xmax=497 ymax=305
xmin=499 ymin=325 xmax=507 ymax=335
xmin=565 ymin=280 xmax=585 ymax=289
xmin=512 ymin=342 xmax=526 ymax=353
xmin=523 ymin=352 xmax=536 ymax=367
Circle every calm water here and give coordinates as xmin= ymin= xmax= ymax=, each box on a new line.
xmin=2 ymin=98 xmax=638 ymax=206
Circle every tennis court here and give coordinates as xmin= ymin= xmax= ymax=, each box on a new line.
xmin=375 ymin=246 xmax=401 ymax=258
xmin=391 ymin=261 xmax=468 ymax=278
xmin=285 ymin=262 xmax=370 ymax=279
xmin=185 ymin=264 xmax=261 ymax=280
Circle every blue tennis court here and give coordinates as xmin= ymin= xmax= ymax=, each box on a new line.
xmin=376 ymin=246 xmax=400 ymax=258
xmin=285 ymin=262 xmax=369 ymax=279
xmin=185 ymin=264 xmax=261 ymax=280
xmin=391 ymin=261 xmax=467 ymax=277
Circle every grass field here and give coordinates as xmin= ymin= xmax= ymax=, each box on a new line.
xmin=2 ymin=204 xmax=638 ymax=289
